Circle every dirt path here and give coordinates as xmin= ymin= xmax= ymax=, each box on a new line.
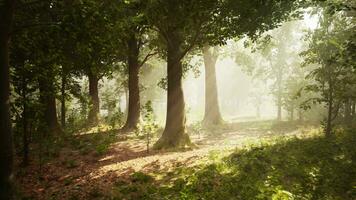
xmin=17 ymin=126 xmax=304 ymax=199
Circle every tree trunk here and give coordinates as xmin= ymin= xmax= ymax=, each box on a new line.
xmin=0 ymin=0 xmax=14 ymax=198
xmin=352 ymin=101 xmax=356 ymax=117
xmin=325 ymin=89 xmax=333 ymax=137
xmin=298 ymin=109 xmax=303 ymax=122
xmin=289 ymin=103 xmax=294 ymax=121
xmin=22 ymin=67 xmax=29 ymax=166
xmin=276 ymin=68 xmax=282 ymax=121
xmin=290 ymin=108 xmax=294 ymax=121
xmin=154 ymin=33 xmax=190 ymax=149
xmin=123 ymin=35 xmax=140 ymax=131
xmin=88 ymin=72 xmax=100 ymax=125
xmin=277 ymin=92 xmax=282 ymax=121
xmin=124 ymin=87 xmax=129 ymax=119
xmin=344 ymin=98 xmax=351 ymax=126
xmin=61 ymin=73 xmax=66 ymax=129
xmin=202 ymin=45 xmax=223 ymax=127
xmin=38 ymin=74 xmax=61 ymax=135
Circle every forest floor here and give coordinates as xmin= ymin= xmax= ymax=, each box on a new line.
xmin=15 ymin=120 xmax=319 ymax=200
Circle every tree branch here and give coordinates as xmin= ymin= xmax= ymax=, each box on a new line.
xmin=139 ymin=50 xmax=158 ymax=67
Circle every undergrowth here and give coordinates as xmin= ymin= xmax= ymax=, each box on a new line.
xmin=111 ymin=129 xmax=356 ymax=200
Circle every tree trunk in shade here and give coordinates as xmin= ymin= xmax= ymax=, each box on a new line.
xmin=122 ymin=35 xmax=140 ymax=131
xmin=88 ymin=71 xmax=100 ymax=125
xmin=154 ymin=32 xmax=190 ymax=149
xmin=0 ymin=0 xmax=14 ymax=198
xmin=202 ymin=45 xmax=223 ymax=127
xmin=61 ymin=73 xmax=66 ymax=129
xmin=38 ymin=72 xmax=61 ymax=135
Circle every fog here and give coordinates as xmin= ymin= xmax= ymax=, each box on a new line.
xmin=92 ymin=14 xmax=322 ymax=127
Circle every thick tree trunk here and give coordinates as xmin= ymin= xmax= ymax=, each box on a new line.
xmin=123 ymin=35 xmax=140 ymax=131
xmin=39 ymin=75 xmax=61 ymax=135
xmin=61 ymin=73 xmax=66 ymax=129
xmin=202 ymin=45 xmax=223 ymax=127
xmin=124 ymin=87 xmax=129 ymax=119
xmin=0 ymin=0 xmax=14 ymax=198
xmin=88 ymin=72 xmax=100 ymax=125
xmin=154 ymin=34 xmax=190 ymax=149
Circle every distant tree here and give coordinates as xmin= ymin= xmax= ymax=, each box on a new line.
xmin=202 ymin=45 xmax=223 ymax=127
xmin=237 ymin=21 xmax=306 ymax=121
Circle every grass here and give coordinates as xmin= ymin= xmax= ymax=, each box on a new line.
xmin=111 ymin=129 xmax=356 ymax=200
xmin=68 ymin=128 xmax=118 ymax=156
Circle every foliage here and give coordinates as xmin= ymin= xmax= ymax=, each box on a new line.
xmin=301 ymin=2 xmax=356 ymax=134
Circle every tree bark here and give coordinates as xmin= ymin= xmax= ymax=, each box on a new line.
xmin=38 ymin=73 xmax=61 ymax=135
xmin=88 ymin=72 xmax=100 ymax=125
xmin=124 ymin=87 xmax=129 ymax=119
xmin=123 ymin=35 xmax=140 ymax=131
xmin=154 ymin=32 xmax=190 ymax=149
xmin=202 ymin=45 xmax=223 ymax=127
xmin=0 ymin=0 xmax=14 ymax=198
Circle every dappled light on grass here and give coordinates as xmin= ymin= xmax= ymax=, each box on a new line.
xmin=14 ymin=120 xmax=320 ymax=199
xmin=76 ymin=124 xmax=114 ymax=136
xmin=111 ymin=130 xmax=356 ymax=200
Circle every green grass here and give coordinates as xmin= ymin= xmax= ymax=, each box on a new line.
xmin=111 ymin=130 xmax=356 ymax=200
xmin=68 ymin=130 xmax=118 ymax=155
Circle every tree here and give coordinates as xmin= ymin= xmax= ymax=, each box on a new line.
xmin=146 ymin=0 xmax=224 ymax=148
xmin=302 ymin=2 xmax=356 ymax=135
xmin=202 ymin=45 xmax=223 ymax=127
xmin=236 ymin=21 xmax=306 ymax=121
xmin=62 ymin=0 xmax=124 ymax=125
xmin=0 ymin=0 xmax=15 ymax=198
xmin=146 ymin=0 xmax=304 ymax=149
xmin=118 ymin=1 xmax=158 ymax=131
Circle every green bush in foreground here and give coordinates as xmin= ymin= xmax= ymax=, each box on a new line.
xmin=112 ymin=130 xmax=356 ymax=200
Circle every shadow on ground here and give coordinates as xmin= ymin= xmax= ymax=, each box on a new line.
xmin=111 ymin=130 xmax=356 ymax=200
xmin=15 ymin=120 xmax=321 ymax=199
